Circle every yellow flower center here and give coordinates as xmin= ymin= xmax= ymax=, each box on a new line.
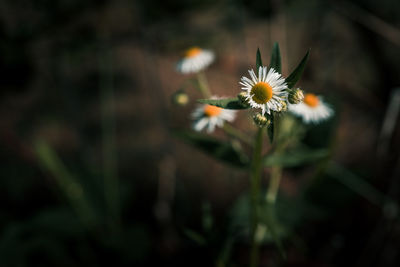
xmin=250 ymin=82 xmax=273 ymax=104
xmin=203 ymin=105 xmax=222 ymax=117
xmin=184 ymin=47 xmax=202 ymax=58
xmin=304 ymin=93 xmax=319 ymax=107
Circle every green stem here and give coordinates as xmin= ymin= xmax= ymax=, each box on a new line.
xmin=266 ymin=116 xmax=284 ymax=205
xmin=266 ymin=166 xmax=282 ymax=204
xmin=223 ymin=123 xmax=253 ymax=146
xmin=34 ymin=140 xmax=96 ymax=228
xmin=99 ymin=47 xmax=120 ymax=233
xmin=250 ymin=126 xmax=265 ymax=267
xmin=197 ymin=72 xmax=212 ymax=98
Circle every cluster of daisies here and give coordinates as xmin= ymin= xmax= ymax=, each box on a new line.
xmin=176 ymin=46 xmax=333 ymax=133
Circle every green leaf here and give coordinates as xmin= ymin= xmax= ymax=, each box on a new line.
xmin=174 ymin=130 xmax=249 ymax=168
xmin=183 ymin=229 xmax=207 ymax=245
xmin=267 ymin=113 xmax=274 ymax=144
xmin=269 ymin=42 xmax=281 ymax=73
xmin=327 ymin=162 xmax=385 ymax=206
xmin=259 ymin=204 xmax=287 ymax=259
xmin=286 ymin=49 xmax=310 ymax=89
xmin=216 ymin=237 xmax=234 ymax=267
xmin=256 ymin=48 xmax=263 ymax=69
xmin=228 ymin=195 xmax=286 ymax=258
xmin=263 ymin=148 xmax=329 ymax=167
xmin=198 ymin=98 xmax=249 ymax=109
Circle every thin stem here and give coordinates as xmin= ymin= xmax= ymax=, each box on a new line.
xmin=34 ymin=140 xmax=97 ymax=228
xmin=99 ymin=47 xmax=120 ymax=233
xmin=250 ymin=126 xmax=265 ymax=267
xmin=266 ymin=116 xmax=284 ymax=205
xmin=266 ymin=166 xmax=282 ymax=204
xmin=223 ymin=123 xmax=253 ymax=146
xmin=196 ymin=72 xmax=212 ymax=98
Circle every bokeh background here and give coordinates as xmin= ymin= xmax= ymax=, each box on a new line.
xmin=1 ymin=0 xmax=400 ymax=266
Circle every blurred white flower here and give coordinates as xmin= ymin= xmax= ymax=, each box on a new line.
xmin=191 ymin=100 xmax=236 ymax=133
xmin=176 ymin=47 xmax=215 ymax=74
xmin=239 ymin=66 xmax=288 ymax=116
xmin=289 ymin=93 xmax=333 ymax=124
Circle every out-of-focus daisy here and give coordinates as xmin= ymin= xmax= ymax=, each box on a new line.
xmin=176 ymin=47 xmax=215 ymax=74
xmin=289 ymin=93 xmax=333 ymax=124
xmin=239 ymin=66 xmax=288 ymax=116
xmin=191 ymin=101 xmax=237 ymax=133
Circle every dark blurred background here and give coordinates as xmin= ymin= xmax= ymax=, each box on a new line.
xmin=1 ymin=0 xmax=400 ymax=266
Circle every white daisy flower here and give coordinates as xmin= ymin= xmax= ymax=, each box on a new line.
xmin=239 ymin=66 xmax=288 ymax=115
xmin=191 ymin=100 xmax=237 ymax=133
xmin=176 ymin=47 xmax=215 ymax=74
xmin=289 ymin=93 xmax=333 ymax=124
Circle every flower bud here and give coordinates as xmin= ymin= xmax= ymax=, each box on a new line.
xmin=237 ymin=91 xmax=250 ymax=107
xmin=253 ymin=113 xmax=270 ymax=127
xmin=288 ymin=88 xmax=304 ymax=104
xmin=276 ymin=100 xmax=288 ymax=112
xmin=171 ymin=90 xmax=189 ymax=106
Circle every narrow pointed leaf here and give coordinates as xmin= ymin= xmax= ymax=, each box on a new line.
xmin=256 ymin=48 xmax=263 ymax=69
xmin=327 ymin=162 xmax=385 ymax=206
xmin=34 ymin=140 xmax=97 ymax=225
xmin=269 ymin=42 xmax=281 ymax=73
xmin=263 ymin=148 xmax=329 ymax=167
xmin=198 ymin=98 xmax=249 ymax=109
xmin=174 ymin=130 xmax=249 ymax=168
xmin=286 ymin=49 xmax=310 ymax=88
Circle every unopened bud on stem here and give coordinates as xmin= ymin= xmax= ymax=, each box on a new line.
xmin=253 ymin=113 xmax=270 ymax=127
xmin=288 ymin=88 xmax=304 ymax=104
xmin=276 ymin=100 xmax=288 ymax=112
xmin=171 ymin=90 xmax=189 ymax=106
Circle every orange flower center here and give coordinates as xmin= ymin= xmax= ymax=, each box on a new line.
xmin=250 ymin=82 xmax=273 ymax=104
xmin=184 ymin=47 xmax=202 ymax=58
xmin=203 ymin=105 xmax=222 ymax=117
xmin=303 ymin=93 xmax=319 ymax=107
